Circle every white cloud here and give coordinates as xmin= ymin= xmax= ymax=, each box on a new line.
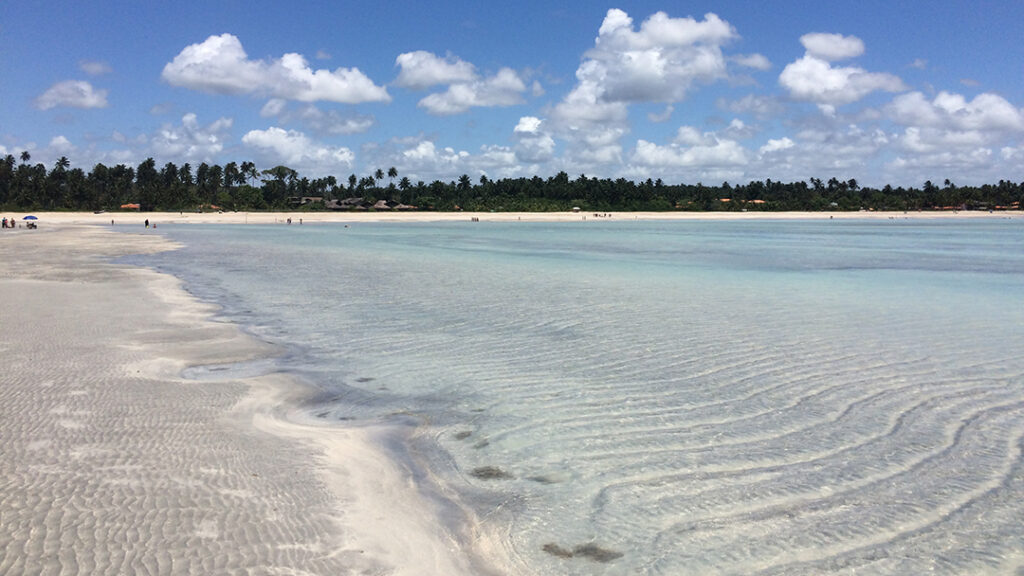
xmin=242 ymin=127 xmax=355 ymax=174
xmin=732 ymin=53 xmax=772 ymax=70
xmin=759 ymin=137 xmax=795 ymax=154
xmin=887 ymin=91 xmax=1024 ymax=132
xmin=513 ymin=117 xmax=556 ymax=163
xmin=514 ymin=116 xmax=543 ymax=134
xmin=395 ymin=51 xmax=529 ymax=115
xmin=580 ymin=9 xmax=737 ymax=104
xmin=79 ymin=60 xmax=112 ymax=75
xmin=34 ymin=80 xmax=108 ymax=110
xmin=779 ymin=34 xmax=905 ymax=112
xmin=394 ymin=51 xmax=477 ymax=89
xmin=779 ymin=58 xmax=904 ymax=111
xmin=162 ymin=33 xmax=390 ymax=104
xmin=799 ymin=33 xmax=864 ymax=61
xmin=549 ymin=9 xmax=742 ymax=169
xmin=632 ymin=126 xmax=748 ymax=168
xmin=151 ymin=113 xmax=233 ymax=162
xmin=49 ymin=135 xmax=75 ymax=155
xmin=418 ymin=67 xmax=527 ymax=115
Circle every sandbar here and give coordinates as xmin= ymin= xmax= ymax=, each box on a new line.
xmin=0 ymin=225 xmax=506 ymax=575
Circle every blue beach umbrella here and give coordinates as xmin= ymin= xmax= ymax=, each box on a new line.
xmin=23 ymin=215 xmax=37 ymax=220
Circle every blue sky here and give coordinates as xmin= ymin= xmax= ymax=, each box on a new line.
xmin=3 ymin=0 xmax=1024 ymax=186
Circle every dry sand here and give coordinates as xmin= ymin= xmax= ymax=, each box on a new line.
xmin=1 ymin=208 xmax=1016 ymax=228
xmin=0 ymin=225 xmax=505 ymax=575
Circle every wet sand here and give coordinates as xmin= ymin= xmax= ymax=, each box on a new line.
xmin=0 ymin=225 xmax=505 ymax=575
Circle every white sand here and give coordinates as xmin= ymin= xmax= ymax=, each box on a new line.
xmin=2 ymin=207 xmax=1015 ymax=228
xmin=0 ymin=226 xmax=506 ymax=575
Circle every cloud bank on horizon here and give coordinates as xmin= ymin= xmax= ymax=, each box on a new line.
xmin=6 ymin=5 xmax=1024 ymax=187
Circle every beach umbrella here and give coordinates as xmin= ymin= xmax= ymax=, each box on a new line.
xmin=23 ymin=215 xmax=37 ymax=220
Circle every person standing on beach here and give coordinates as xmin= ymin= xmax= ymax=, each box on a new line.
xmin=145 ymin=219 xmax=149 ymax=228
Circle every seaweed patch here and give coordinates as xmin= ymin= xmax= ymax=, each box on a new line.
xmin=470 ymin=466 xmax=513 ymax=480
xmin=542 ymin=542 xmax=623 ymax=563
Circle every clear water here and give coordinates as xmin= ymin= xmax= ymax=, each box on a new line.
xmin=132 ymin=218 xmax=1024 ymax=575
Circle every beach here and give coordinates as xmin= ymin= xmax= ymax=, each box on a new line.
xmin=0 ymin=208 xmax=1015 ymax=229
xmin=0 ymin=225 xmax=505 ymax=575
xmin=3 ymin=215 xmax=1023 ymax=575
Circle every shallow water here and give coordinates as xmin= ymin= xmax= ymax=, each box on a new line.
xmin=133 ymin=218 xmax=1024 ymax=575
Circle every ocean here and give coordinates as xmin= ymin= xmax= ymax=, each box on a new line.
xmin=130 ymin=217 xmax=1024 ymax=575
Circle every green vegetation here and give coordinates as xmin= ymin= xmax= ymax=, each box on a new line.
xmin=1 ymin=154 xmax=1021 ymax=213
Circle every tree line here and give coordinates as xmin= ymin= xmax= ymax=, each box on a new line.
xmin=1 ymin=153 xmax=1022 ymax=213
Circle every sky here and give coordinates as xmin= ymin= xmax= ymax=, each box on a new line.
xmin=3 ymin=0 xmax=1024 ymax=187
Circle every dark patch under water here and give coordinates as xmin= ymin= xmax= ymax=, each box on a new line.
xmin=453 ymin=430 xmax=473 ymax=440
xmin=470 ymin=466 xmax=513 ymax=480
xmin=543 ymin=543 xmax=623 ymax=563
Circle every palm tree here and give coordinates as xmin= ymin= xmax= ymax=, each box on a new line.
xmin=240 ymin=161 xmax=257 ymax=187
xmin=374 ymin=168 xmax=384 ymax=188
xmin=20 ymin=151 xmax=30 ymax=164
xmin=55 ymin=156 xmax=70 ymax=171
xmin=387 ymin=166 xmax=397 ymax=188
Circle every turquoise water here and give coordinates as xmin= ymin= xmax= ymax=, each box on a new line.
xmin=136 ymin=219 xmax=1024 ymax=575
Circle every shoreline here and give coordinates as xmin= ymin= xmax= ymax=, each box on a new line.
xmin=0 ymin=225 xmax=508 ymax=575
xmin=0 ymin=208 xmax=1016 ymax=227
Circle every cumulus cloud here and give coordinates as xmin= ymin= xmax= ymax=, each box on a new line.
xmin=799 ymin=33 xmax=864 ymax=61
xmin=49 ymin=135 xmax=76 ymax=155
xmin=151 ymin=113 xmax=233 ymax=162
xmin=882 ymin=90 xmax=1024 ymax=180
xmin=512 ymin=116 xmax=556 ymax=163
xmin=395 ymin=51 xmax=529 ymax=115
xmin=887 ymin=91 xmax=1024 ymax=132
xmin=417 ymin=67 xmax=527 ymax=115
xmin=162 ymin=33 xmax=390 ymax=104
xmin=549 ymin=9 xmax=742 ymax=168
xmin=394 ymin=51 xmax=477 ymax=89
xmin=34 ymin=80 xmax=108 ymax=110
xmin=580 ymin=9 xmax=737 ymax=103
xmin=759 ymin=137 xmax=795 ymax=154
xmin=242 ymin=126 xmax=355 ymax=173
xmin=632 ymin=124 xmax=748 ymax=168
xmin=779 ymin=33 xmax=905 ymax=113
